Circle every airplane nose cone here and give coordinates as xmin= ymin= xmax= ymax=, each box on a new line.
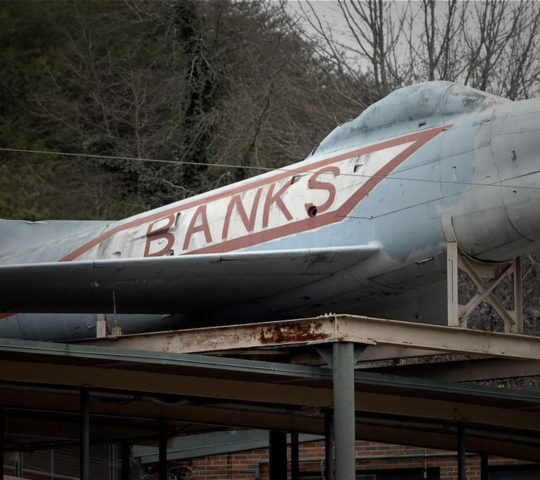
xmin=491 ymin=98 xmax=540 ymax=243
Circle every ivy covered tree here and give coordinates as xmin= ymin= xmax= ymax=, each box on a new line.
xmin=0 ymin=0 xmax=364 ymax=220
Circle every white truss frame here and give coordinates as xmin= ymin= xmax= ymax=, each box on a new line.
xmin=447 ymin=241 xmax=523 ymax=333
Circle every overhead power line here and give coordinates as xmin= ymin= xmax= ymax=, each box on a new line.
xmin=0 ymin=147 xmax=272 ymax=172
xmin=1 ymin=146 xmax=540 ymax=192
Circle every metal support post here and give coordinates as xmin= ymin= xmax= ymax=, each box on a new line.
xmin=291 ymin=432 xmax=299 ymax=480
xmin=80 ymin=389 xmax=90 ymax=480
xmin=333 ymin=342 xmax=356 ymax=480
xmin=480 ymin=452 xmax=489 ymax=480
xmin=121 ymin=444 xmax=131 ymax=480
xmin=457 ymin=424 xmax=466 ymax=480
xmin=269 ymin=431 xmax=287 ymax=480
xmin=158 ymin=420 xmax=167 ymax=480
xmin=0 ymin=409 xmax=4 ymax=480
xmin=324 ymin=410 xmax=335 ymax=480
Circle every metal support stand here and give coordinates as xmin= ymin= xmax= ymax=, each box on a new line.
xmin=96 ymin=314 xmax=109 ymax=338
xmin=96 ymin=313 xmax=123 ymax=339
xmin=291 ymin=432 xmax=299 ymax=480
xmin=158 ymin=420 xmax=167 ymax=480
xmin=480 ymin=452 xmax=489 ymax=480
xmin=457 ymin=424 xmax=466 ymax=480
xmin=324 ymin=410 xmax=335 ymax=480
xmin=80 ymin=389 xmax=90 ymax=480
xmin=333 ymin=342 xmax=356 ymax=480
xmin=447 ymin=241 xmax=523 ymax=333
xmin=269 ymin=431 xmax=287 ymax=480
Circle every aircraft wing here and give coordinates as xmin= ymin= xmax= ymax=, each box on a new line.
xmin=0 ymin=245 xmax=379 ymax=314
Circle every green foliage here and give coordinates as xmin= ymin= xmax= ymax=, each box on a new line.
xmin=0 ymin=1 xmax=79 ymax=219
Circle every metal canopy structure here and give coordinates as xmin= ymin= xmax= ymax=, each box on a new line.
xmin=1 ymin=315 xmax=540 ymax=469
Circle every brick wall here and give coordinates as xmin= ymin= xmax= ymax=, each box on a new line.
xmin=165 ymin=440 xmax=532 ymax=480
xmin=3 ymin=440 xmax=533 ymax=479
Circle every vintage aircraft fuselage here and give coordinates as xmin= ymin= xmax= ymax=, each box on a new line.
xmin=1 ymin=81 xmax=540 ymax=339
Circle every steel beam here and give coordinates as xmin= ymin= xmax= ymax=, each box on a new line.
xmin=336 ymin=315 xmax=539 ymax=359
xmin=80 ymin=388 xmax=89 ymax=480
xmin=374 ymin=357 xmax=540 ymax=382
xmin=361 ymin=346 xmax=443 ymax=362
xmin=269 ymin=431 xmax=287 ymax=480
xmin=4 ymin=415 xmax=155 ymax=445
xmin=85 ymin=317 xmax=338 ymax=353
xmin=333 ymin=342 xmax=356 ymax=480
xmin=83 ymin=314 xmax=540 ymax=360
